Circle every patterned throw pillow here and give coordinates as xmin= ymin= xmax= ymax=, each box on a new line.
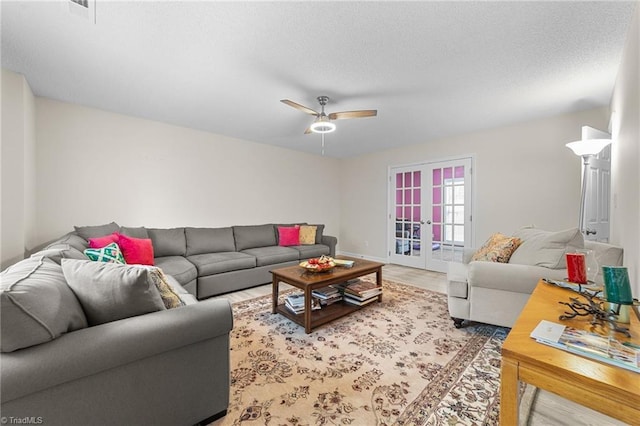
xmin=84 ymin=242 xmax=126 ymax=264
xmin=471 ymin=233 xmax=522 ymax=263
xmin=299 ymin=225 xmax=317 ymax=245
xmin=138 ymin=266 xmax=184 ymax=309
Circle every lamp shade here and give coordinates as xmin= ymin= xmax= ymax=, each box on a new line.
xmin=566 ymin=139 xmax=612 ymax=156
xmin=310 ymin=117 xmax=336 ymax=134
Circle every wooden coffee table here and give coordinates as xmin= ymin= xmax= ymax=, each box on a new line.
xmin=271 ymin=257 xmax=383 ymax=333
xmin=500 ymin=280 xmax=640 ymax=425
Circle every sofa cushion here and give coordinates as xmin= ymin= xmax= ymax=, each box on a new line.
xmin=241 ymin=246 xmax=299 ymax=267
xmin=509 ymin=227 xmax=584 ymax=269
xmin=153 ymin=256 xmax=198 ymax=285
xmin=61 ymin=259 xmax=166 ymax=326
xmin=187 ymin=252 xmax=256 ymax=276
xmin=31 ymin=243 xmax=88 ymax=265
xmin=299 ymin=225 xmax=317 ymax=245
xmin=585 ymin=240 xmax=624 ymax=268
xmin=310 ymin=224 xmax=325 ymax=244
xmin=83 ymin=242 xmax=126 ymax=264
xmin=471 ymin=233 xmax=522 ymax=263
xmin=74 ymin=222 xmax=120 ymax=241
xmin=147 ymin=227 xmax=186 ymax=257
xmin=120 ymin=226 xmax=149 ymax=239
xmin=116 ymin=233 xmax=154 ymax=265
xmin=46 ymin=232 xmax=89 ymax=253
xmin=185 ymin=227 xmax=235 ymax=256
xmin=291 ymin=244 xmax=330 ymax=259
xmin=278 ymin=226 xmax=300 ymax=246
xmin=233 ymin=224 xmax=277 ymax=250
xmin=1 ymin=257 xmax=88 ymax=352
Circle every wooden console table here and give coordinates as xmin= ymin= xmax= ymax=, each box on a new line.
xmin=500 ymin=281 xmax=640 ymax=425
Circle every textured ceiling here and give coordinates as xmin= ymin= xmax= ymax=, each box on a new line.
xmin=1 ymin=1 xmax=636 ymax=158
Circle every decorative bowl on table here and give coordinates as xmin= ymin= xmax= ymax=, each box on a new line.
xmin=300 ymin=255 xmax=335 ymax=273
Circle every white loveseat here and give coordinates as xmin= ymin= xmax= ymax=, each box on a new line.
xmin=447 ymin=227 xmax=624 ymax=328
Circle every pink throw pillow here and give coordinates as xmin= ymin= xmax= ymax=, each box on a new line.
xmin=88 ymin=233 xmax=119 ymax=249
xmin=115 ymin=233 xmax=155 ymax=265
xmin=278 ymin=226 xmax=300 ymax=247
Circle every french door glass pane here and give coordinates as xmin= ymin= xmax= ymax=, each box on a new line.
xmin=431 ymin=164 xmax=466 ymax=263
xmin=394 ymin=170 xmax=421 ymax=257
xmin=445 ymin=206 xmax=453 ymax=223
xmin=454 ymin=186 xmax=464 ymax=203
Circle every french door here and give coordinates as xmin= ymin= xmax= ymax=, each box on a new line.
xmin=389 ymin=158 xmax=473 ymax=272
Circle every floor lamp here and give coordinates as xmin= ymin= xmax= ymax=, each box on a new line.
xmin=565 ymin=138 xmax=612 ymax=235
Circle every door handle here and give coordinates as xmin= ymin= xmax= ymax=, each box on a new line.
xmin=423 ymin=220 xmax=431 ymax=225
xmin=585 ymin=228 xmax=597 ymax=236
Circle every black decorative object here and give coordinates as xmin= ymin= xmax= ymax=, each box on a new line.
xmin=558 ymin=289 xmax=631 ymax=337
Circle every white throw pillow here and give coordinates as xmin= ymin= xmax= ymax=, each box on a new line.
xmin=508 ymin=227 xmax=584 ymax=269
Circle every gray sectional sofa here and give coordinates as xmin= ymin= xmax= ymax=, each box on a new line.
xmin=1 ymin=221 xmax=336 ymax=425
xmin=67 ymin=222 xmax=336 ymax=299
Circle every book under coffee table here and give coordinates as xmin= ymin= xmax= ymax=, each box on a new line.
xmin=271 ymin=257 xmax=383 ymax=333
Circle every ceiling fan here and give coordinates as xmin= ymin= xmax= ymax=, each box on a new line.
xmin=280 ymin=96 xmax=377 ymax=134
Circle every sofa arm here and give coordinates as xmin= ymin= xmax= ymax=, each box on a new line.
xmin=468 ymin=261 xmax=567 ymax=295
xmin=322 ymin=235 xmax=338 ymax=257
xmin=1 ymin=298 xmax=233 ymax=404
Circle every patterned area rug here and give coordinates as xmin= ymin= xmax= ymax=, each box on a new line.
xmin=214 ymin=279 xmax=511 ymax=425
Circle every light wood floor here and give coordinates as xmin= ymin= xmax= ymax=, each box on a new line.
xmin=214 ymin=263 xmax=625 ymax=426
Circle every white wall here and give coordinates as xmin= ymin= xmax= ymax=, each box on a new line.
xmin=610 ymin=4 xmax=639 ymax=297
xmin=339 ymin=107 xmax=610 ymax=260
xmin=1 ymin=69 xmax=36 ymax=269
xmin=34 ymin=98 xmax=342 ymax=245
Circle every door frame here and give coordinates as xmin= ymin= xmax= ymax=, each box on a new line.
xmin=387 ymin=155 xmax=476 ymax=271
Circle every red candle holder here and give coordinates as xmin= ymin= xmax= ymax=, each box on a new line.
xmin=566 ymin=253 xmax=587 ymax=284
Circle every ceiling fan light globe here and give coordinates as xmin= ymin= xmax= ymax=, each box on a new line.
xmin=310 ymin=121 xmax=336 ymax=134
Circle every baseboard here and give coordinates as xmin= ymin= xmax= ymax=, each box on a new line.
xmin=337 ymin=251 xmax=387 ymax=264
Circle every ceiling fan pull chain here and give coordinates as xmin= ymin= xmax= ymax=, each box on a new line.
xmin=321 ymin=133 xmax=325 ymax=156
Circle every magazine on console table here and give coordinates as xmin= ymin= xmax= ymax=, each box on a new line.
xmin=530 ymin=320 xmax=640 ymax=373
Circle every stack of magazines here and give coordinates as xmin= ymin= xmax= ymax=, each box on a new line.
xmin=285 ymin=293 xmax=321 ymax=315
xmin=530 ymin=320 xmax=640 ymax=373
xmin=335 ymin=280 xmax=382 ymax=306
xmin=311 ymin=286 xmax=343 ymax=306
xmin=333 ymin=259 xmax=355 ymax=268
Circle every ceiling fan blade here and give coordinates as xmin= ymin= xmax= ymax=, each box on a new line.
xmin=304 ymin=127 xmax=312 ymax=134
xmin=328 ymin=110 xmax=377 ymax=120
xmin=281 ymin=99 xmax=319 ymax=116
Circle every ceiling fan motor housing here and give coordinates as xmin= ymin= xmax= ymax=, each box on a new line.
xmin=317 ymin=96 xmax=330 ymax=106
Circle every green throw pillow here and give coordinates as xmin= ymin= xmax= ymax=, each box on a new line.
xmin=84 ymin=242 xmax=126 ymax=264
